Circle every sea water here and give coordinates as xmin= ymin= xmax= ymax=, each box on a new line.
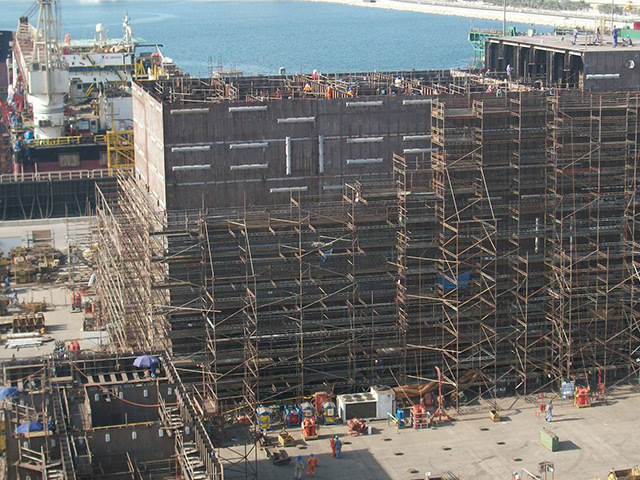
xmin=0 ymin=0 xmax=550 ymax=75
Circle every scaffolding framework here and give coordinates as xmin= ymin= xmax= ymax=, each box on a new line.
xmin=96 ymin=87 xmax=640 ymax=433
xmin=431 ymin=98 xmax=499 ymax=410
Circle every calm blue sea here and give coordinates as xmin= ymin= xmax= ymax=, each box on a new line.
xmin=0 ymin=0 xmax=550 ymax=75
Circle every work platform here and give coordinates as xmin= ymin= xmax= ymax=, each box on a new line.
xmin=486 ymin=33 xmax=640 ymax=90
xmin=257 ymin=387 xmax=640 ymax=480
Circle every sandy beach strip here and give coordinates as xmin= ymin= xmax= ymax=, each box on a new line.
xmin=302 ymin=0 xmax=632 ymax=29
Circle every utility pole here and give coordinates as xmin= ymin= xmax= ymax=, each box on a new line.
xmin=503 ymin=0 xmax=507 ymax=35
xmin=611 ymin=0 xmax=615 ymax=32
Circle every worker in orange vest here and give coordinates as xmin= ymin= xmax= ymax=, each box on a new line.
xmin=330 ymin=436 xmax=336 ymax=457
xmin=306 ymin=453 xmax=318 ymax=477
xmin=326 ymin=86 xmax=333 ymax=99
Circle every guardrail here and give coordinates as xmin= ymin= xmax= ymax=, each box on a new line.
xmin=25 ymin=135 xmax=107 ymax=147
xmin=0 ymin=169 xmax=120 ymax=184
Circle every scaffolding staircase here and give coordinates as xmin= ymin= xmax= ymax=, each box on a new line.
xmin=17 ymin=444 xmax=64 ymax=480
xmin=176 ymin=434 xmax=208 ymax=480
xmin=158 ymin=393 xmax=184 ymax=434
xmin=51 ymin=387 xmax=77 ymax=480
xmin=162 ymin=356 xmax=223 ymax=480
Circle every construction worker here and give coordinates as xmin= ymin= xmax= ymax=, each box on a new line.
xmin=306 ymin=453 xmax=318 ymax=477
xmin=572 ymin=27 xmax=578 ymax=45
xmin=330 ymin=436 xmax=336 ymax=457
xmin=304 ymin=82 xmax=313 ymax=93
xmin=326 ymin=86 xmax=333 ymax=99
xmin=545 ymin=400 xmax=553 ymax=422
xmin=294 ymin=456 xmax=304 ymax=480
xmin=334 ymin=436 xmax=342 ymax=459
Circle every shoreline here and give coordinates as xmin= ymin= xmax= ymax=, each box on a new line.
xmin=301 ymin=0 xmax=633 ymax=29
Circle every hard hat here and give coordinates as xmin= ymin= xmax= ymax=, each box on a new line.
xmin=310 ymin=453 xmax=315 ymax=457
xmin=297 ymin=456 xmax=302 ymax=461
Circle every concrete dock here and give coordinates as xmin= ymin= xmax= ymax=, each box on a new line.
xmin=257 ymin=390 xmax=640 ymax=480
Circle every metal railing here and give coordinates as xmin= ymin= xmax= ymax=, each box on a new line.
xmin=0 ymin=169 xmax=119 ymax=184
xmin=25 ymin=135 xmax=107 ymax=147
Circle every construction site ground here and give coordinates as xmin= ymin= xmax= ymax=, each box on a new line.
xmin=0 ymin=285 xmax=107 ymax=359
xmin=0 ymin=216 xmax=104 ymax=358
xmin=257 ymin=387 xmax=640 ymax=480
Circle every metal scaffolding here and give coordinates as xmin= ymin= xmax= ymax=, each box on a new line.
xmin=95 ymin=86 xmax=640 ymax=435
xmin=431 ymin=98 xmax=499 ymax=410
xmin=509 ymin=92 xmax=550 ymax=394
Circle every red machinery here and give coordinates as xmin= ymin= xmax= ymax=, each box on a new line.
xmin=411 ymin=404 xmax=428 ymax=429
xmin=314 ymin=391 xmax=328 ymax=417
xmin=430 ymin=366 xmax=451 ymax=425
xmin=574 ymin=386 xmax=590 ymax=408
xmin=68 ymin=340 xmax=80 ymax=354
xmin=71 ymin=292 xmax=83 ymax=311
xmin=346 ymin=417 xmax=366 ymax=436
xmin=301 ymin=416 xmax=318 ymax=440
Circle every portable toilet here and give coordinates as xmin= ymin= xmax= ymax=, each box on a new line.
xmin=300 ymin=401 xmax=314 ymax=418
xmin=284 ymin=404 xmax=302 ymax=427
xmin=256 ymin=405 xmax=272 ymax=431
xmin=322 ymin=401 xmax=337 ymax=425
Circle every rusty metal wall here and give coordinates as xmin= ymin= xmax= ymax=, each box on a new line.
xmin=134 ymin=90 xmax=432 ymax=210
xmin=583 ymin=50 xmax=640 ymax=90
xmin=132 ymin=82 xmax=166 ymax=209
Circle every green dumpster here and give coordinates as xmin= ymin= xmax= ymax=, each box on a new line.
xmin=540 ymin=429 xmax=559 ymax=452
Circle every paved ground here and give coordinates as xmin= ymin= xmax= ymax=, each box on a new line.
xmin=0 ymin=216 xmax=92 ymax=252
xmin=0 ymin=284 xmax=107 ymax=359
xmin=0 ymin=217 xmax=105 ymax=359
xmin=256 ymin=388 xmax=640 ymax=480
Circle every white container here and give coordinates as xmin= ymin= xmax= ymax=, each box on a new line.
xmin=370 ymin=385 xmax=396 ymax=419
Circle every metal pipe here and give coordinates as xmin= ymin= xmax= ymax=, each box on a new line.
xmin=277 ymin=117 xmax=315 ymax=124
xmin=403 ymin=148 xmax=434 ymax=154
xmin=345 ymin=101 xmax=383 ymax=108
xmin=403 ymin=134 xmax=431 ymax=141
xmin=171 ymin=145 xmax=211 ymax=153
xmin=269 ymin=186 xmax=308 ymax=193
xmin=170 ymin=108 xmax=209 ymax=115
xmin=318 ymin=135 xmax=325 ymax=174
xmin=346 ymin=158 xmax=384 ymax=165
xmin=229 ymin=142 xmax=268 ymax=150
xmin=285 ymin=136 xmax=291 ymax=176
xmin=346 ymin=137 xmax=384 ymax=144
xmin=171 ymin=165 xmax=211 ymax=171
xmin=230 ymin=164 xmax=269 ymax=171
xmin=228 ymin=105 xmax=267 ymax=113
xmin=402 ymin=99 xmax=432 ymax=106
xmin=585 ymin=73 xmax=620 ymax=79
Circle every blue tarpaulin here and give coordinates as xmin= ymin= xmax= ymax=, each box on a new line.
xmin=16 ymin=421 xmax=43 ymax=434
xmin=0 ymin=387 xmax=19 ymax=400
xmin=438 ymin=271 xmax=471 ymax=291
xmin=320 ymin=248 xmax=333 ymax=263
